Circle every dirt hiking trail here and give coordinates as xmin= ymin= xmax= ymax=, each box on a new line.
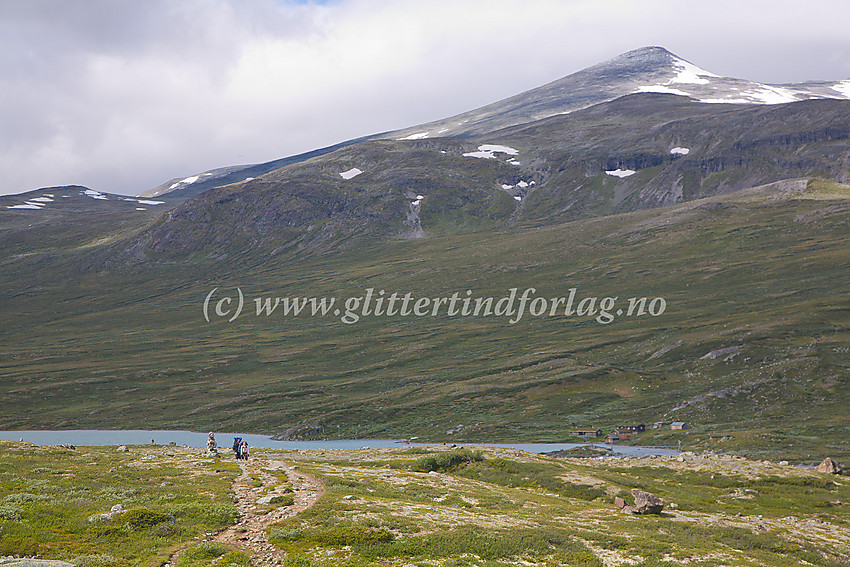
xmin=168 ymin=456 xmax=324 ymax=566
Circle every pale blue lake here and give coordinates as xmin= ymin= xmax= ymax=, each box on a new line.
xmin=0 ymin=430 xmax=679 ymax=457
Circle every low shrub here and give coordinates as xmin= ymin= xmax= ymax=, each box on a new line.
xmin=309 ymin=524 xmax=394 ymax=546
xmin=455 ymin=458 xmax=606 ymax=501
xmin=365 ymin=525 xmax=579 ymax=560
xmin=0 ymin=504 xmax=22 ymax=521
xmin=270 ymin=523 xmax=393 ymax=548
xmin=411 ymin=449 xmax=483 ymax=473
xmin=181 ymin=541 xmax=228 ymax=560
xmin=124 ymin=508 xmax=171 ymax=531
xmin=72 ymin=555 xmax=120 ymax=567
xmin=269 ymin=494 xmax=294 ymax=506
xmin=4 ymin=493 xmax=49 ymax=504
xmin=283 ymin=554 xmax=315 ymax=567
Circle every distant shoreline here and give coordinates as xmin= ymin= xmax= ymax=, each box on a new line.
xmin=0 ymin=429 xmax=679 ymax=457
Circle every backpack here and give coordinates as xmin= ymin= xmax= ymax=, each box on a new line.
xmin=232 ymin=437 xmax=242 ymax=452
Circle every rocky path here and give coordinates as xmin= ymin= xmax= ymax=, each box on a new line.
xmin=170 ymin=457 xmax=324 ymax=566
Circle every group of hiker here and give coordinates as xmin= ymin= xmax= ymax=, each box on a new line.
xmin=231 ymin=436 xmax=250 ymax=460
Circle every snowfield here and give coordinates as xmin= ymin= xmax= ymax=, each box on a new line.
xmin=463 ymin=144 xmax=519 ymax=160
xmin=339 ymin=168 xmax=363 ymax=180
xmin=398 ymin=132 xmax=429 ymax=140
xmin=831 ymin=80 xmax=850 ymax=98
xmin=84 ymin=189 xmax=109 ymax=200
xmin=669 ymin=58 xmax=718 ymax=85
xmin=635 ymin=85 xmax=692 ymax=97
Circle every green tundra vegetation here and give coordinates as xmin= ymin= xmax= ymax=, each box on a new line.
xmin=269 ymin=446 xmax=850 ymax=566
xmin=0 ymin=442 xmax=246 ymax=565
xmin=2 ymin=178 xmax=849 ymax=462
xmin=4 ymin=442 xmax=847 ymax=566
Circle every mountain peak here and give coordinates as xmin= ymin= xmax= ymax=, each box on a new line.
xmin=589 ymin=46 xmax=693 ymax=77
xmin=614 ymin=45 xmax=677 ymax=59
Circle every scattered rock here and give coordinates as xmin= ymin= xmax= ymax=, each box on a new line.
xmin=700 ymin=345 xmax=741 ymax=360
xmin=614 ymin=496 xmax=626 ymax=509
xmin=87 ymin=504 xmax=126 ymax=522
xmin=117 ymin=445 xmax=128 ymax=452
xmin=631 ymin=489 xmax=664 ymax=514
xmin=816 ymin=457 xmax=842 ymax=474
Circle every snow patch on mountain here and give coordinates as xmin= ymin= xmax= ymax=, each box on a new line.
xmin=29 ymin=196 xmax=54 ymax=203
xmin=137 ymin=199 xmax=165 ymax=206
xmin=169 ymin=175 xmax=201 ymax=190
xmin=699 ymin=85 xmax=802 ymax=105
xmin=832 ymin=80 xmax=850 ymax=98
xmin=743 ymin=85 xmax=800 ymax=104
xmin=670 ymin=147 xmax=690 ymax=155
xmin=501 ymin=180 xmax=533 ymax=190
xmin=399 ymin=132 xmax=429 ymax=140
xmin=340 ymin=168 xmax=363 ymax=180
xmin=480 ymin=144 xmax=518 ymax=155
xmin=698 ymin=97 xmax=753 ymax=104
xmin=84 ymin=189 xmax=108 ymax=200
xmin=606 ymin=169 xmax=636 ymax=178
xmin=636 ymin=85 xmax=692 ymax=97
xmin=464 ymin=144 xmax=519 ymax=160
xmin=635 ymin=57 xmax=716 ymax=97
xmin=670 ymin=58 xmax=718 ymax=85
xmin=6 ymin=203 xmax=43 ymax=210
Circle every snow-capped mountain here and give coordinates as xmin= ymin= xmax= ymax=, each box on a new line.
xmin=386 ymin=46 xmax=850 ymax=140
xmin=143 ymin=46 xmax=850 ymax=200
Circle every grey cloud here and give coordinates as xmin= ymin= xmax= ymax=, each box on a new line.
xmin=0 ymin=0 xmax=848 ymax=196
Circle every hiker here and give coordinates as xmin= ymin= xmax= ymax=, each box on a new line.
xmin=240 ymin=440 xmax=249 ymax=460
xmin=232 ymin=436 xmax=242 ymax=458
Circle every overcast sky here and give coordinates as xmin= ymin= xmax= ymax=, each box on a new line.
xmin=2 ymin=0 xmax=849 ymax=196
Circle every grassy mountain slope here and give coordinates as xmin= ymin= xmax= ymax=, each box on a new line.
xmin=1 ymin=179 xmax=848 ymax=462
xmin=0 ymin=186 xmax=176 ymax=259
xmin=122 ymin=94 xmax=850 ymax=261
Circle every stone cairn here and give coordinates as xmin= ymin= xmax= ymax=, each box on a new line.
xmin=206 ymin=432 xmax=219 ymax=457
